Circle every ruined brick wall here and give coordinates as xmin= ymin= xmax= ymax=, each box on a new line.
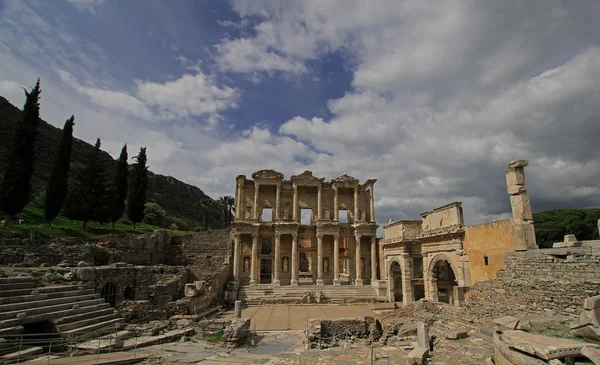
xmin=463 ymin=219 xmax=515 ymax=284
xmin=176 ymin=229 xmax=232 ymax=281
xmin=0 ymin=230 xmax=173 ymax=267
xmin=93 ymin=265 xmax=188 ymax=307
xmin=466 ymin=246 xmax=600 ymax=317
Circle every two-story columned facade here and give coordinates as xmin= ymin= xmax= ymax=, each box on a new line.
xmin=231 ymin=170 xmax=379 ymax=287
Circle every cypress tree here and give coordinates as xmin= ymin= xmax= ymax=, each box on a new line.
xmin=63 ymin=138 xmax=112 ymax=228
xmin=0 ymin=79 xmax=42 ymax=226
xmin=109 ymin=144 xmax=128 ymax=229
xmin=44 ymin=116 xmax=75 ymax=225
xmin=127 ymin=147 xmax=148 ymax=230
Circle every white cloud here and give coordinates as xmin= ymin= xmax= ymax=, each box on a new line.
xmin=64 ymin=0 xmax=105 ymax=16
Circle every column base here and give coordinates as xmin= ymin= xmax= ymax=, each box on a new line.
xmin=355 ymin=278 xmax=364 ymax=286
xmin=249 ymin=279 xmax=257 ymax=287
xmin=316 ymin=279 xmax=324 ymax=286
xmin=290 ymin=279 xmax=299 ymax=287
xmin=371 ymin=279 xmax=379 ymax=287
xmin=273 ymin=279 xmax=281 ymax=287
xmin=333 ymin=279 xmax=341 ymax=286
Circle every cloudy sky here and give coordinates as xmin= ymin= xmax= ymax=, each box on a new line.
xmin=1 ymin=0 xmax=599 ymax=230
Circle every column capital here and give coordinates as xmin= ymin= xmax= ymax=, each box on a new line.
xmin=252 ymin=232 xmax=259 ymax=239
xmin=317 ymin=233 xmax=324 ymax=239
xmin=274 ymin=231 xmax=281 ymax=239
xmin=317 ymin=184 xmax=322 ymax=191
xmin=333 ymin=233 xmax=339 ymax=240
xmin=292 ymin=183 xmax=298 ymax=190
xmin=291 ymin=233 xmax=298 ymax=240
xmin=355 ymin=233 xmax=362 ymax=240
xmin=332 ymin=184 xmax=338 ymax=191
xmin=254 ymin=181 xmax=260 ymax=189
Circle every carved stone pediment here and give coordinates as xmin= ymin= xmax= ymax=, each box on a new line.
xmin=291 ymin=170 xmax=325 ymax=185
xmin=331 ymin=174 xmax=359 ymax=187
xmin=252 ymin=169 xmax=284 ymax=181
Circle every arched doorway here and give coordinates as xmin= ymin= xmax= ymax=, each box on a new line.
xmin=430 ymin=258 xmax=457 ymax=304
xmin=101 ymin=282 xmax=117 ymax=307
xmin=123 ymin=286 xmax=135 ymax=300
xmin=389 ymin=261 xmax=403 ymax=302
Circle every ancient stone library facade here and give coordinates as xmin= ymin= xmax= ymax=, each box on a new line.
xmin=231 ymin=170 xmax=379 ymax=287
xmin=380 ymin=160 xmax=539 ymax=305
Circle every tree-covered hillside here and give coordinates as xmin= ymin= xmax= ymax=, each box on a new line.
xmin=534 ymin=208 xmax=600 ymax=248
xmin=0 ymin=96 xmax=223 ymax=228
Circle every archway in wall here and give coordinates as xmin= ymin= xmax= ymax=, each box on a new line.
xmin=389 ymin=261 xmax=403 ymax=302
xmin=101 ymin=282 xmax=117 ymax=307
xmin=124 ymin=286 xmax=135 ymax=300
xmin=431 ymin=259 xmax=457 ymax=304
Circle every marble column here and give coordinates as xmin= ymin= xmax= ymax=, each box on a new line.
xmin=250 ymin=233 xmax=258 ymax=286
xmin=333 ymin=185 xmax=339 ymax=221
xmin=401 ymin=253 xmax=414 ymax=305
xmin=253 ymin=182 xmax=259 ymax=219
xmin=275 ymin=183 xmax=281 ymax=220
xmin=237 ymin=180 xmax=245 ymax=219
xmin=317 ymin=184 xmax=322 ymax=220
xmin=233 ymin=233 xmax=240 ymax=279
xmin=333 ymin=234 xmax=340 ymax=286
xmin=273 ymin=233 xmax=281 ymax=287
xmin=291 ymin=233 xmax=299 ymax=286
xmin=292 ymin=184 xmax=298 ymax=221
xmin=370 ymin=235 xmax=377 ymax=283
xmin=353 ymin=187 xmax=359 ymax=222
xmin=316 ymin=233 xmax=324 ymax=286
xmin=369 ymin=187 xmax=375 ymax=222
xmin=355 ymin=233 xmax=363 ymax=285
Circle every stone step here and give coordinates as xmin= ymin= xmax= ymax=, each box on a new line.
xmin=0 ymin=346 xmax=43 ymax=361
xmin=60 ymin=318 xmax=124 ymax=338
xmin=0 ymin=289 xmax=96 ymax=305
xmin=0 ymin=277 xmax=35 ymax=284
xmin=56 ymin=313 xmax=120 ymax=333
xmin=0 ymin=281 xmax=35 ymax=293
xmin=0 ymin=293 xmax=100 ymax=316
xmin=51 ymin=308 xmax=117 ymax=327
xmin=0 ymin=299 xmax=106 ymax=324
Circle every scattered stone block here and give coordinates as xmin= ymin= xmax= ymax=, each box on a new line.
xmin=184 ymin=283 xmax=197 ymax=297
xmin=406 ymin=347 xmax=428 ymax=365
xmin=515 ymin=320 xmax=531 ymax=332
xmin=445 ymin=329 xmax=469 ymax=340
xmin=417 ymin=322 xmax=429 ymax=348
xmin=222 ymin=318 xmax=250 ymax=348
xmin=494 ymin=315 xmax=519 ymax=330
xmin=234 ymin=300 xmax=242 ymax=319
xmin=176 ymin=319 xmax=190 ymax=327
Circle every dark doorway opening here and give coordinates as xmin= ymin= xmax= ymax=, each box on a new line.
xmin=260 ymin=259 xmax=272 ymax=284
xmin=22 ymin=320 xmax=61 ymax=352
xmin=101 ymin=282 xmax=118 ymax=307
xmin=124 ymin=286 xmax=135 ymax=300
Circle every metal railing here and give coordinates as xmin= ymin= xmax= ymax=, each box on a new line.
xmin=0 ymin=322 xmax=143 ymax=364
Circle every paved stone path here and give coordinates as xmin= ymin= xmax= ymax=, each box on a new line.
xmin=220 ymin=305 xmax=377 ymax=331
xmin=138 ymin=332 xmax=406 ymax=364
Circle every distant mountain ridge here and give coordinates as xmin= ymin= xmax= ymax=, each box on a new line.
xmin=0 ymin=95 xmax=220 ymax=227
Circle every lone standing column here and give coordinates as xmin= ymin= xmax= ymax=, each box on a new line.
xmin=333 ymin=185 xmax=339 ymax=221
xmin=370 ymin=235 xmax=378 ymax=282
xmin=333 ymin=234 xmax=340 ymax=286
xmin=355 ymin=233 xmax=363 ymax=285
xmin=250 ymin=233 xmax=258 ymax=286
xmin=292 ymin=184 xmax=298 ymax=222
xmin=506 ymin=159 xmax=538 ymax=251
xmin=233 ymin=233 xmax=240 ymax=280
xmin=291 ymin=234 xmax=299 ymax=286
xmin=317 ymin=233 xmax=324 ymax=286
xmin=354 ymin=187 xmax=359 ymax=222
xmin=275 ymin=183 xmax=281 ymax=220
xmin=369 ymin=187 xmax=375 ymax=222
xmin=273 ymin=232 xmax=281 ymax=287
xmin=317 ymin=184 xmax=322 ymax=220
xmin=253 ymin=182 xmax=259 ymax=219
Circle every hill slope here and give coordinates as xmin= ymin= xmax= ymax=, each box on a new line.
xmin=0 ymin=96 xmax=222 ymax=227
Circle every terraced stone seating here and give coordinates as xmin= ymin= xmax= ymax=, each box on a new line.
xmin=238 ymin=284 xmax=380 ymax=305
xmin=0 ymin=276 xmax=124 ymax=361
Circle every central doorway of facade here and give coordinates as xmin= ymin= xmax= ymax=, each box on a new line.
xmin=260 ymin=259 xmax=272 ymax=284
xmin=432 ymin=259 xmax=457 ymax=304
xmin=389 ymin=261 xmax=403 ymax=302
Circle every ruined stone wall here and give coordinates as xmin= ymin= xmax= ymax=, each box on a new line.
xmin=0 ymin=230 xmax=173 ymax=267
xmin=466 ymin=246 xmax=600 ymax=317
xmin=90 ymin=265 xmax=188 ymax=307
xmin=463 ymin=219 xmax=515 ymax=284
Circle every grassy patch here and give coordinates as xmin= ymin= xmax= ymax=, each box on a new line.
xmin=201 ymin=329 xmax=224 ymax=343
xmin=0 ymin=207 xmax=195 ymax=239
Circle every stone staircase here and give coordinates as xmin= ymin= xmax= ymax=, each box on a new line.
xmin=238 ymin=284 xmax=379 ymax=305
xmin=0 ymin=276 xmax=124 ymax=362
